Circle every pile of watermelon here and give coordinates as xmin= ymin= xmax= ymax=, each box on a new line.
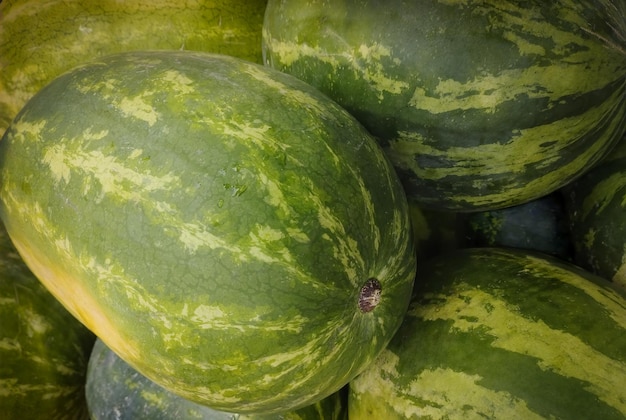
xmin=1 ymin=1 xmax=625 ymax=419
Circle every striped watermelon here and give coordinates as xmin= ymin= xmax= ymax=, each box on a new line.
xmin=348 ymin=247 xmax=626 ymax=419
xmin=0 ymin=221 xmax=96 ymax=419
xmin=563 ymin=134 xmax=626 ymax=290
xmin=86 ymin=338 xmax=348 ymax=420
xmin=0 ymin=50 xmax=416 ymax=414
xmin=262 ymin=0 xmax=626 ymax=211
xmin=0 ymin=0 xmax=268 ymax=135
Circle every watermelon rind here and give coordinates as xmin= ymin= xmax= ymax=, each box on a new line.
xmin=563 ymin=134 xmax=626 ymax=290
xmin=86 ymin=338 xmax=348 ymax=420
xmin=262 ymin=0 xmax=626 ymax=211
xmin=0 ymin=50 xmax=416 ymax=414
xmin=0 ymin=221 xmax=96 ymax=420
xmin=0 ymin=0 xmax=268 ymax=135
xmin=349 ymin=247 xmax=626 ymax=419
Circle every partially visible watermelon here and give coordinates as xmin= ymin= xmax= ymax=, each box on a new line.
xmin=563 ymin=135 xmax=626 ymax=290
xmin=0 ymin=221 xmax=96 ymax=419
xmin=86 ymin=338 xmax=348 ymax=420
xmin=262 ymin=0 xmax=626 ymax=211
xmin=349 ymin=247 xmax=626 ymax=419
xmin=0 ymin=0 xmax=268 ymax=134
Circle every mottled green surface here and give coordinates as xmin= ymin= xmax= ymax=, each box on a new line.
xmin=349 ymin=247 xmax=626 ymax=419
xmin=0 ymin=50 xmax=416 ymax=414
xmin=0 ymin=0 xmax=268 ymax=134
xmin=0 ymin=221 xmax=96 ymax=419
xmin=86 ymin=338 xmax=348 ymax=420
xmin=263 ymin=0 xmax=626 ymax=211
xmin=563 ymin=135 xmax=626 ymax=290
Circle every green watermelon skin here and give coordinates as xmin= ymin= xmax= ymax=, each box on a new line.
xmin=0 ymin=50 xmax=416 ymax=414
xmin=262 ymin=0 xmax=626 ymax=211
xmin=563 ymin=135 xmax=626 ymax=290
xmin=0 ymin=0 xmax=268 ymax=135
xmin=86 ymin=338 xmax=348 ymax=420
xmin=348 ymin=247 xmax=626 ymax=419
xmin=0 ymin=221 xmax=96 ymax=419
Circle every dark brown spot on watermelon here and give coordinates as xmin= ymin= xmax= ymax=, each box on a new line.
xmin=358 ymin=278 xmax=382 ymax=313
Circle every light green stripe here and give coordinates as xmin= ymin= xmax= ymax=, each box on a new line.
xmin=581 ymin=171 xmax=626 ymax=219
xmin=0 ymin=297 xmax=16 ymax=305
xmin=397 ymin=84 xmax=623 ymax=180
xmin=36 ymin=137 xmax=329 ymax=290
xmin=177 ymin=321 xmax=351 ymax=411
xmin=413 ymin=285 xmax=626 ymax=413
xmin=0 ymin=337 xmax=20 ymax=351
xmin=351 ymin=349 xmax=543 ymax=419
xmin=115 ymin=95 xmax=160 ymax=126
xmin=310 ymin=189 xmax=365 ymax=287
xmin=519 ymin=253 xmax=626 ymax=328
xmin=407 ymin=368 xmax=544 ymax=420
xmin=0 ymin=379 xmax=78 ymax=398
xmin=221 ymin=120 xmax=297 ymax=163
xmin=190 ymin=303 xmax=307 ymax=333
xmin=263 ymin=38 xmax=408 ymax=101
xmin=1 ymin=183 xmax=320 ymax=337
xmin=177 ymin=220 xmax=241 ymax=255
xmin=159 ymin=69 xmax=196 ymax=95
xmin=243 ymin=64 xmax=346 ymax=123
xmin=19 ymin=307 xmax=52 ymax=335
xmin=5 ymin=119 xmax=47 ymax=144
xmin=42 ymin=143 xmax=181 ymax=201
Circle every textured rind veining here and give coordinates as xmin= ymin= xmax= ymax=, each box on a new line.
xmin=0 ymin=50 xmax=416 ymax=414
xmin=0 ymin=220 xmax=95 ymax=419
xmin=262 ymin=0 xmax=626 ymax=211
xmin=349 ymin=248 xmax=626 ymax=420
xmin=0 ymin=0 xmax=268 ymax=135
xmin=563 ymin=135 xmax=626 ymax=290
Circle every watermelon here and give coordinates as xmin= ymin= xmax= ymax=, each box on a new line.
xmin=0 ymin=221 xmax=96 ymax=419
xmin=463 ymin=192 xmax=573 ymax=260
xmin=0 ymin=50 xmax=416 ymax=414
xmin=563 ymin=134 xmax=626 ymax=290
xmin=348 ymin=247 xmax=626 ymax=419
xmin=0 ymin=0 xmax=268 ymax=135
xmin=86 ymin=337 xmax=348 ymax=420
xmin=262 ymin=0 xmax=626 ymax=211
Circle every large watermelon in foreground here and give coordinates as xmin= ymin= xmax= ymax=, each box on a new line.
xmin=0 ymin=221 xmax=96 ymax=419
xmin=0 ymin=0 xmax=268 ymax=135
xmin=349 ymin=247 xmax=626 ymax=419
xmin=0 ymin=50 xmax=416 ymax=414
xmin=262 ymin=0 xmax=626 ymax=211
